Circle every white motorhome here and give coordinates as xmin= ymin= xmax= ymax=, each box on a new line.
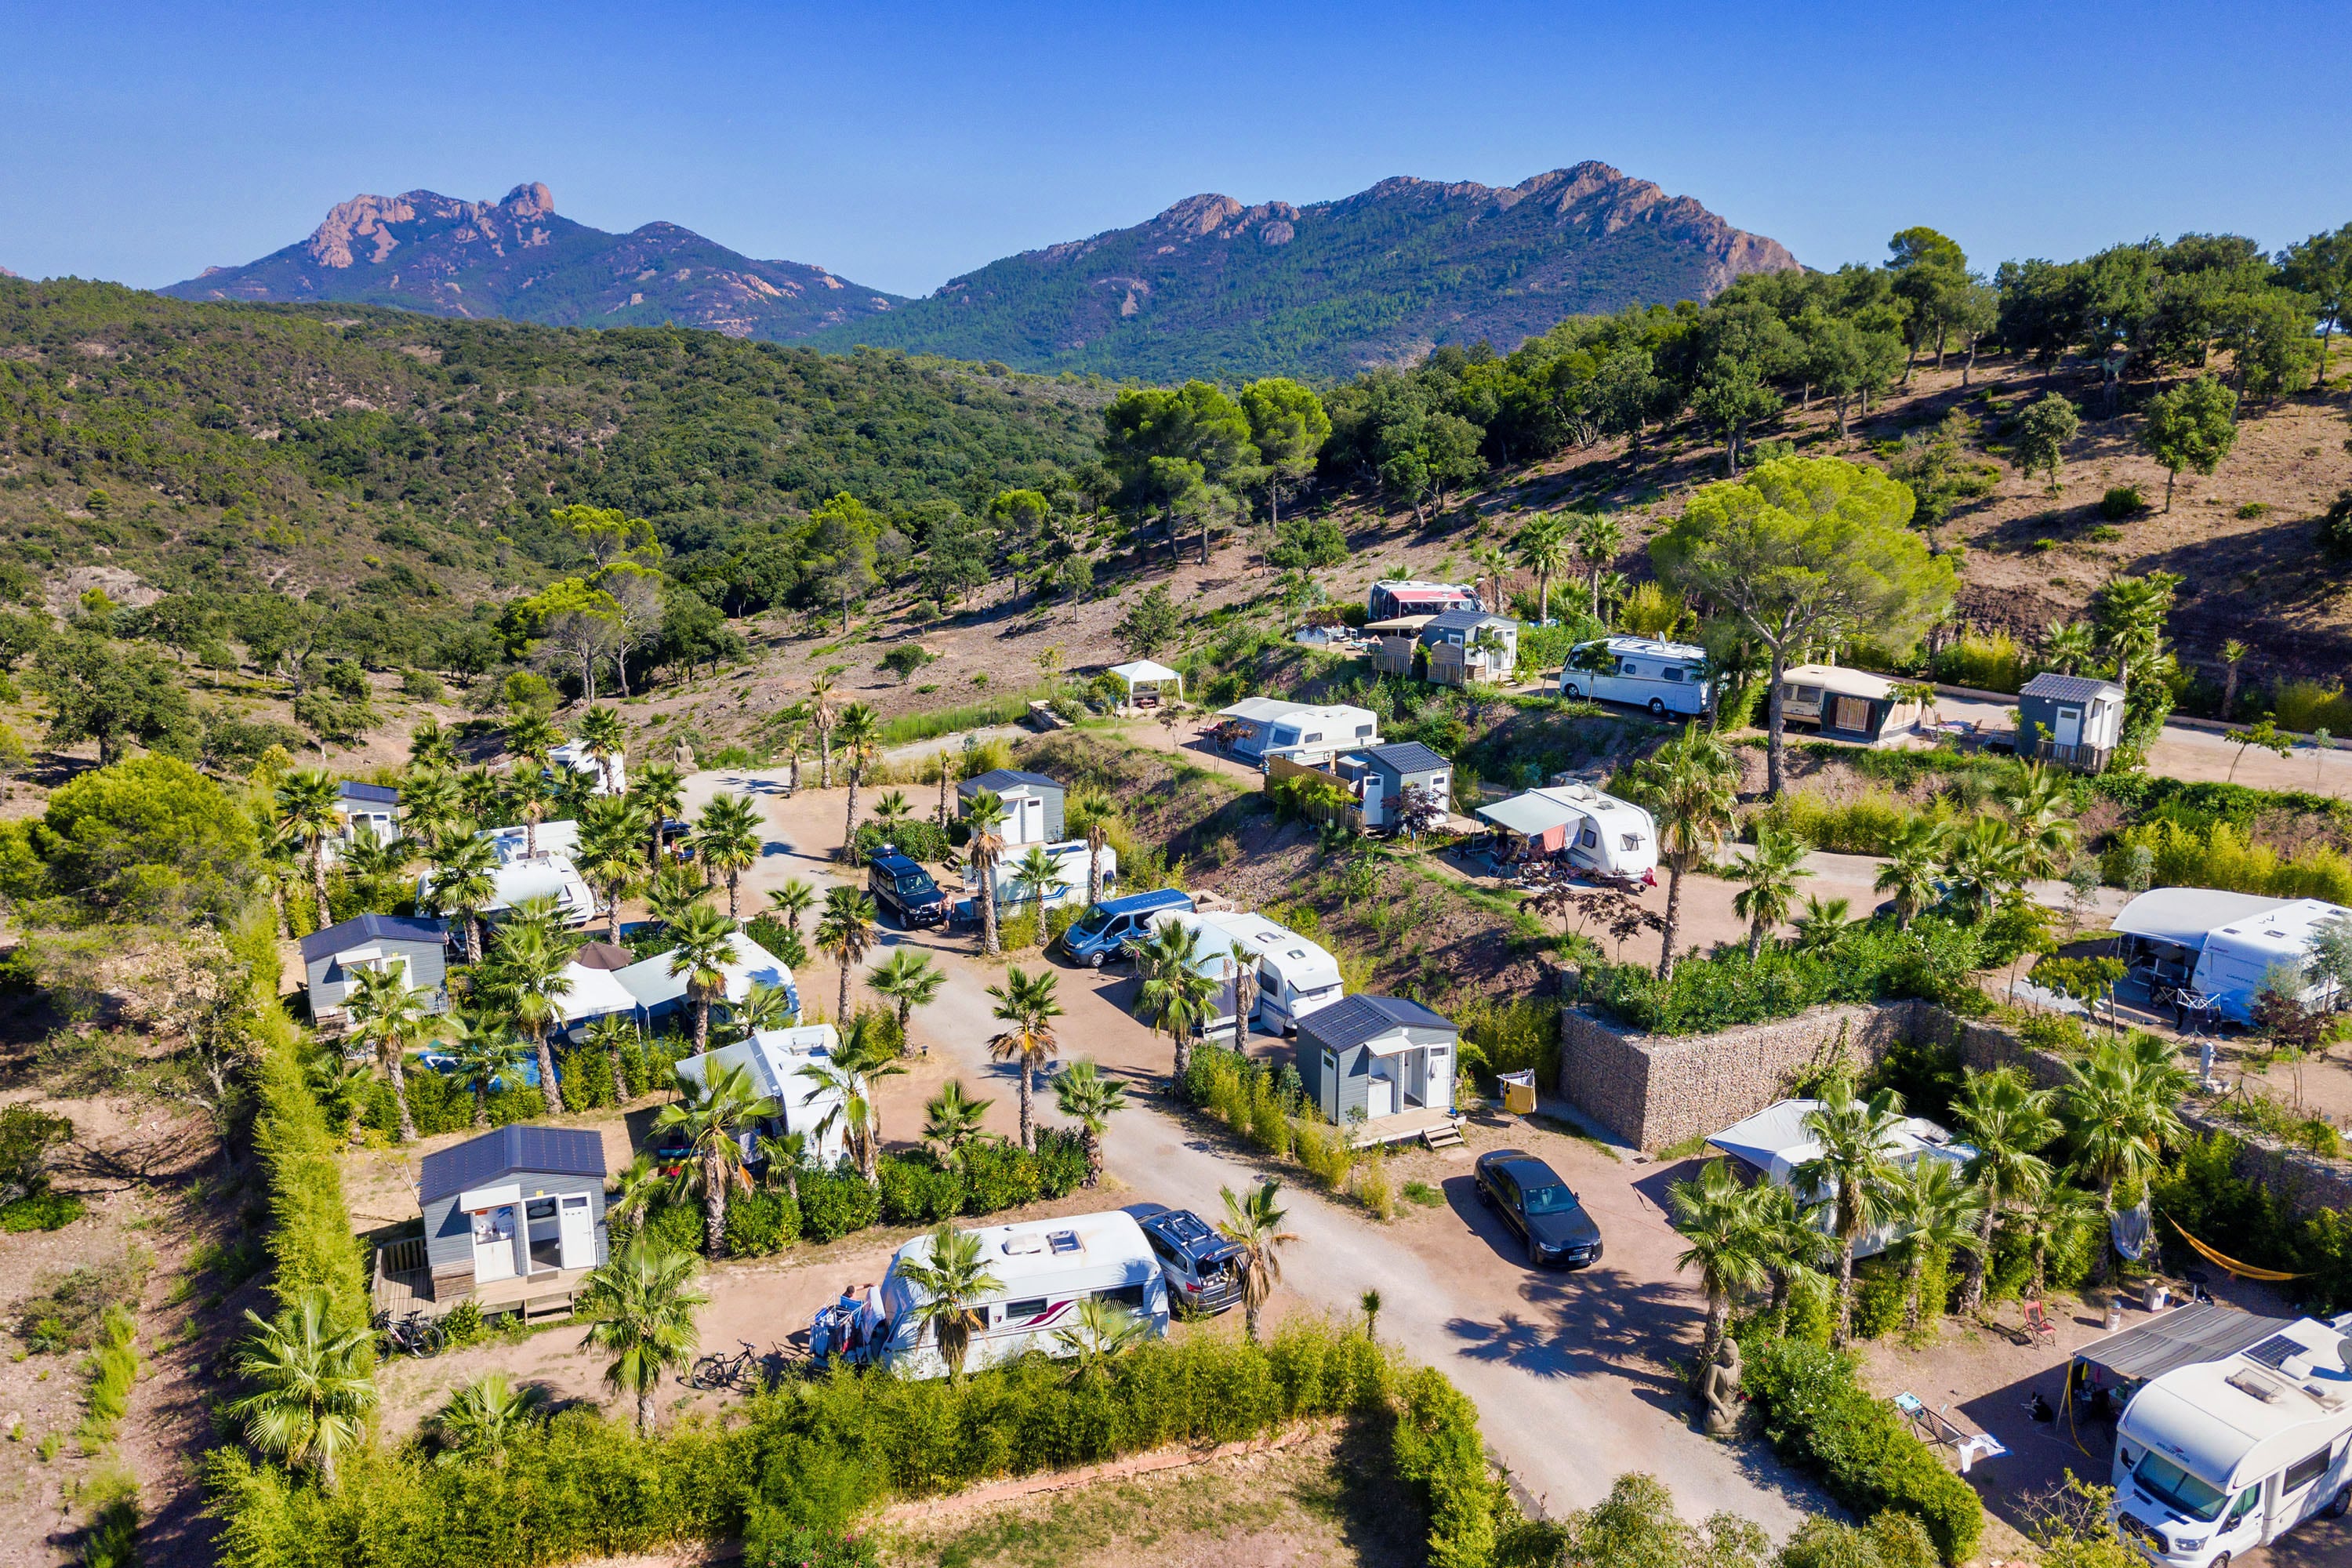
xmin=1145 ymin=909 xmax=1345 ymax=1036
xmin=1557 ymin=636 xmax=1712 ymax=717
xmin=844 ymin=1211 xmax=1170 ymax=1381
xmin=2110 ymin=1314 xmax=2352 ymax=1565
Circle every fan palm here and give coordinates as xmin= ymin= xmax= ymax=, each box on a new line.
xmin=767 ymin=877 xmax=817 ymax=934
xmin=584 ymin=1013 xmax=641 ymax=1105
xmin=1626 ymin=723 xmax=1740 ymax=982
xmin=1793 ymin=1080 xmax=1907 ymax=1348
xmin=895 ymin=1223 xmax=1002 ymax=1384
xmin=866 ymin=948 xmax=944 ymax=1043
xmin=1226 ymin=941 xmax=1261 ymax=1052
xmin=345 ymin=963 xmax=433 ymax=1142
xmin=628 ymin=762 xmax=687 ymax=875
xmin=456 ymin=764 xmax=505 ymax=826
xmin=815 ymin=886 xmax=879 ymax=1024
xmin=1051 ymin=1295 xmax=1149 ymax=1383
xmin=808 ymin=673 xmax=838 ymax=788
xmin=666 ymin=902 xmax=739 ymax=1051
xmin=575 ymin=705 xmax=630 ymax=796
xmin=2042 ymin=620 xmax=2098 ymax=677
xmin=503 ymin=766 xmax=554 ymax=861
xmin=1886 ymin=1157 xmax=1987 ymax=1334
xmin=437 ymin=1013 xmax=527 ymax=1126
xmin=722 ymin=981 xmax=795 ymax=1043
xmin=1216 ymin=1180 xmax=1298 ymax=1343
xmin=257 ymin=823 xmax=306 ymax=938
xmin=797 ymin=1016 xmax=903 ymax=1181
xmin=2012 ymin=1178 xmax=2102 ymax=1303
xmin=646 ymin=865 xmax=711 ymax=933
xmin=272 ymin=767 xmax=343 ymax=929
xmin=986 ymin=966 xmax=1063 ymax=1151
xmin=835 ymin=702 xmax=878 ymax=851
xmin=408 ymin=717 xmax=460 ymax=773
xmin=431 ymin=1373 xmax=546 ymax=1465
xmin=397 ymin=768 xmax=466 ymax=846
xmin=755 ymin=1131 xmax=808 ymax=1203
xmin=1732 ymin=823 xmax=1813 ymax=961
xmin=1791 ymin=894 xmax=1852 ymax=953
xmin=870 ymin=789 xmax=914 ymax=833
xmin=227 ymin=1291 xmax=376 ymax=1493
xmin=503 ymin=712 xmax=563 ymax=855
xmin=771 ymin=704 xmax=811 ymax=795
xmin=606 ymin=1152 xmax=667 ymax=1229
xmin=1511 ymin=512 xmax=1575 ymax=623
xmin=923 ymin=1080 xmax=995 ymax=1170
xmin=1082 ymin=815 xmax=1112 ymax=909
xmin=1944 ymin=816 xmax=2029 ymax=924
xmin=1753 ymin=1177 xmax=1838 ymax=1319
xmin=1007 ymin=845 xmax=1062 ymax=916
xmin=575 ymin=1239 xmax=706 ymax=1435
xmin=1052 ymin=1059 xmax=1127 ymax=1186
xmin=1668 ymin=1158 xmax=1774 ymax=1381
xmin=2001 ymin=764 xmax=2078 ymax=881
xmin=1875 ymin=818 xmax=1949 ymax=931
xmin=490 ymin=920 xmax=577 ymax=1115
xmin=653 ymin=1059 xmax=775 ymax=1258
xmin=1949 ymin=1067 xmax=2060 ymax=1312
xmin=1573 ymin=512 xmax=1624 ymax=621
xmin=963 ymin=786 xmax=1007 ymax=956
xmin=1134 ymin=920 xmax=1218 ymax=1080
xmin=2060 ymin=1034 xmax=2188 ymax=1281
xmin=691 ymin=793 xmax=764 ymax=921
xmin=341 ymin=826 xmax=412 ymax=913
xmin=575 ymin=795 xmax=648 ymax=944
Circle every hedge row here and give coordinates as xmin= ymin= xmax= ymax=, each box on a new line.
xmin=1739 ymin=1338 xmax=1983 ymax=1565
xmin=1582 ymin=914 xmax=1994 ymax=1036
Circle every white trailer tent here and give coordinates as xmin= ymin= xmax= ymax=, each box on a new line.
xmin=860 ymin=1210 xmax=1170 ymax=1380
xmin=419 ymin=818 xmax=598 ymax=925
xmin=956 ymin=840 xmax=1117 ymax=923
xmin=2109 ymin=1315 xmax=2352 ymax=1565
xmin=1106 ymin=659 xmax=1184 ymax=711
xmin=1475 ymin=784 xmax=1659 ymax=881
xmin=1706 ymin=1098 xmax=1977 ymax=1258
xmin=2111 ymin=888 xmax=2352 ymax=1023
xmin=613 ymin=931 xmax=799 ymax=1033
xmin=673 ymin=1023 xmax=849 ymax=1170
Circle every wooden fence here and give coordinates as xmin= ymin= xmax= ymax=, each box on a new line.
xmin=1265 ymin=757 xmax=1365 ymax=833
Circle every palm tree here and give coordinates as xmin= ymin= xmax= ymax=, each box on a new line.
xmin=1051 ymin=1295 xmax=1148 ymax=1382
xmin=628 ymin=762 xmax=687 ymax=876
xmin=2060 ymin=1034 xmax=2189 ymax=1282
xmin=341 ymin=826 xmax=412 ymax=913
xmin=1134 ymin=920 xmax=1218 ymax=1080
xmin=1732 ymin=822 xmax=1813 ymax=961
xmin=1791 ymin=894 xmax=1852 ymax=953
xmin=691 ymin=793 xmax=764 ymax=921
xmin=575 ymin=795 xmax=648 ymax=944
xmin=766 ymin=878 xmax=817 ymax=935
xmin=584 ymin=1013 xmax=641 ymax=1105
xmin=273 ymin=768 xmax=343 ymax=929
xmin=1793 ymin=1080 xmax=1907 ymax=1348
xmin=423 ymin=831 xmax=500 ymax=963
xmin=653 ymin=1059 xmax=775 ymax=1258
xmin=408 ymin=717 xmax=460 ymax=773
xmin=575 ymin=1239 xmax=706 ymax=1435
xmin=646 ymin=865 xmax=712 ymax=934
xmin=1875 ymin=818 xmax=1949 ymax=931
xmin=2043 ymin=620 xmax=2098 ymax=677
xmin=1082 ymin=815 xmax=1111 ymax=910
xmin=431 ymin=1373 xmax=546 ymax=1465
xmin=227 ymin=1292 xmax=377 ymax=1492
xmin=666 ymin=903 xmax=739 ymax=1051
xmin=755 ymin=1131 xmax=808 ymax=1203
xmin=772 ymin=704 xmax=811 ymax=795
xmin=2013 ymin=1179 xmax=2102 ymax=1304
xmin=895 ymin=1223 xmax=1002 ymax=1383
xmin=835 ymin=702 xmax=878 ymax=852
xmin=1573 ymin=512 xmax=1624 ymax=621
xmin=606 ymin=1152 xmax=668 ymax=1230
xmin=2218 ymin=638 xmax=2251 ymax=720
xmin=1007 ymin=845 xmax=1062 ymax=919
xmin=1944 ymin=816 xmax=2030 ymax=923
xmin=1511 ymin=512 xmax=1574 ymax=623
xmin=438 ymin=1012 xmax=527 ymax=1126
xmin=1053 ymin=1060 xmax=1127 ymax=1186
xmin=503 ymin=765 xmax=554 ymax=862
xmin=1886 ymin=1158 xmax=1987 ymax=1334
xmin=575 ymin=706 xmax=629 ymax=796
xmin=492 ymin=920 xmax=576 ymax=1115
xmin=1227 ymin=941 xmax=1261 ymax=1052
xmin=397 ymin=768 xmax=466 ymax=846
xmin=869 ymin=789 xmax=914 ymax=834
xmin=963 ymin=786 xmax=1007 ymax=956
xmin=1950 ymin=1067 xmax=2060 ymax=1313
xmin=2001 ymin=764 xmax=2078 ymax=882
xmin=797 ymin=1016 xmax=903 ymax=1181
xmin=256 ymin=823 xmax=305 ymax=938
xmin=1216 ymin=1180 xmax=1298 ymax=1343
xmin=1753 ymin=1178 xmax=1838 ymax=1319
xmin=815 ymin=886 xmax=879 ymax=1024
xmin=345 ymin=963 xmax=432 ymax=1142
xmin=923 ymin=1080 xmax=994 ymax=1169
xmin=504 ymin=711 xmax=563 ymax=855
xmin=1627 ymin=724 xmax=1739 ymax=982
xmin=456 ymin=764 xmax=505 ymax=826
xmin=867 ymin=948 xmax=945 ymax=1044
xmin=722 ymin=980 xmax=796 ymax=1043
xmin=987 ymin=965 xmax=1063 ymax=1151
xmin=1668 ymin=1159 xmax=1773 ymax=1382
xmin=808 ymin=673 xmax=838 ymax=789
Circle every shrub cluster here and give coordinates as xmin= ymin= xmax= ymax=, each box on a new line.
xmin=1583 ymin=916 xmax=1987 ymax=1036
xmin=1739 ymin=1338 xmax=1984 ymax=1566
xmin=1748 ymin=789 xmax=1932 ymax=857
xmin=2103 ymin=817 xmax=2352 ymax=907
xmin=1182 ymin=1044 xmax=1353 ymax=1192
xmin=2154 ymin=1132 xmax=2352 ymax=1316
xmin=1453 ymin=996 xmax=1559 ymax=1091
xmin=848 ymin=818 xmax=949 ymax=866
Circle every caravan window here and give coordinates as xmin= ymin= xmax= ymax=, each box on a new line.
xmin=1617 ymin=660 xmax=1639 ymax=677
xmin=1272 ymin=727 xmax=1301 ymax=747
xmin=1621 ymin=833 xmax=1642 ymax=851
xmin=1096 ymin=1283 xmax=1146 ymax=1310
xmin=2283 ymin=1446 xmax=2332 ymax=1493
xmin=1662 ymin=667 xmax=1683 ymax=683
xmin=1301 ymin=731 xmax=1323 ymax=745
xmin=1002 ymin=1298 xmax=1051 ymax=1323
xmin=1355 ymin=723 xmax=1374 ymax=737
xmin=1578 ymin=827 xmax=1598 ymax=848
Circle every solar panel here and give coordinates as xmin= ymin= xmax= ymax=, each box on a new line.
xmin=2245 ymin=1334 xmax=2301 ymax=1369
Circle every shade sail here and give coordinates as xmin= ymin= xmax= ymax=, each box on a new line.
xmin=2072 ymin=1302 xmax=2296 ymax=1384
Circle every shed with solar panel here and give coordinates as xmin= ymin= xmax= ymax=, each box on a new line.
xmin=417 ymin=1124 xmax=608 ymax=1300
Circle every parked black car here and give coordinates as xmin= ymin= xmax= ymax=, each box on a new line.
xmin=1131 ymin=1204 xmax=1245 ymax=1316
xmin=1472 ymin=1149 xmax=1602 ymax=1269
xmin=867 ymin=849 xmax=948 ymax=927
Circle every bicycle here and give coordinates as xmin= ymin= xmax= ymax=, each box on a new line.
xmin=687 ymin=1338 xmax=764 ymax=1392
xmin=374 ymin=1308 xmax=445 ymax=1358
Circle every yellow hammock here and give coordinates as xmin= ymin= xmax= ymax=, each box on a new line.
xmin=2165 ymin=1213 xmax=2305 ymax=1283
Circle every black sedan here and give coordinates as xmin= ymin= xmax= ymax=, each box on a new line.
xmin=1472 ymin=1149 xmax=1603 ymax=1269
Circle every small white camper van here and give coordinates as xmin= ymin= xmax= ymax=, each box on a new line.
xmin=847 ymin=1211 xmax=1170 ymax=1381
xmin=1145 ymin=910 xmax=1345 ymax=1036
xmin=2110 ymin=1315 xmax=2352 ymax=1565
xmin=1558 ymin=637 xmax=1712 ymax=717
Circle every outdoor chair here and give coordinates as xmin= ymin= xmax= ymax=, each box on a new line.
xmin=2023 ymin=1299 xmax=2057 ymax=1346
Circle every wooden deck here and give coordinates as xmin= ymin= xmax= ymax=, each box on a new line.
xmin=1348 ymin=1105 xmax=1463 ymax=1149
xmin=372 ymin=1237 xmax=593 ymax=1323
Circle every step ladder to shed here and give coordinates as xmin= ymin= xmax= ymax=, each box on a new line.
xmin=1421 ymin=1123 xmax=1465 ymax=1152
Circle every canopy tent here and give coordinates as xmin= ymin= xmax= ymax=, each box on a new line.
xmin=550 ymin=960 xmax=641 ymax=1029
xmin=614 ymin=932 xmax=797 ymax=1021
xmin=1106 ymin=660 xmax=1183 ymax=708
xmin=1475 ymin=791 xmax=1581 ymax=842
xmin=2071 ymin=1302 xmax=2297 ymax=1394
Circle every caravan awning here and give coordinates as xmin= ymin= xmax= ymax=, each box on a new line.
xmin=1475 ymin=793 xmax=1580 ymax=837
xmin=2072 ymin=1302 xmax=2295 ymax=1384
xmin=2111 ymin=887 xmax=2296 ymax=947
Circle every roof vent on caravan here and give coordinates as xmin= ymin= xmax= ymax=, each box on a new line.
xmin=1048 ymin=1230 xmax=1081 ymax=1255
xmin=1002 ymin=1234 xmax=1045 ymax=1256
xmin=2225 ymin=1367 xmax=2288 ymax=1403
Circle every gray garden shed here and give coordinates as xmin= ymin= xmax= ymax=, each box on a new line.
xmin=300 ymin=913 xmax=448 ymax=1029
xmin=418 ymin=1125 xmax=608 ymax=1301
xmin=1334 ymin=742 xmax=1454 ymax=831
xmin=1294 ymin=995 xmax=1460 ymax=1135
xmin=2016 ymin=673 xmax=2126 ymax=772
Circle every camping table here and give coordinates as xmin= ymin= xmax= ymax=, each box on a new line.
xmin=1894 ymin=1392 xmax=2009 ymax=1473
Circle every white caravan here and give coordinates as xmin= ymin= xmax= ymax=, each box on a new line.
xmin=1475 ymin=784 xmax=1660 ymax=883
xmin=955 ymin=840 xmax=1118 ymax=923
xmin=2110 ymin=1314 xmax=2352 ymax=1565
xmin=847 ymin=1211 xmax=1169 ymax=1381
xmin=1557 ymin=636 xmax=1713 ymax=717
xmin=1144 ymin=909 xmax=1344 ymax=1036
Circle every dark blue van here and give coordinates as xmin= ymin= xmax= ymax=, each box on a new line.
xmin=1056 ymin=887 xmax=1194 ymax=968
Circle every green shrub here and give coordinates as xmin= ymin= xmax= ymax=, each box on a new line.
xmin=1390 ymin=1366 xmax=1501 ymax=1568
xmin=637 ymin=1200 xmax=704 ymax=1255
xmin=742 ymin=915 xmax=808 ymax=974
xmin=2098 ymin=485 xmax=2147 ymax=520
xmin=1742 ymin=1339 xmax=1984 ymax=1564
xmin=78 ymin=1306 xmax=140 ymax=1449
xmin=723 ymin=1189 xmax=802 ymax=1257
xmin=795 ymin=1168 xmax=881 ymax=1243
xmin=1850 ymin=1259 xmax=1906 ymax=1341
xmin=2270 ymin=680 xmax=2352 ymax=736
xmin=1751 ymin=790 xmax=1932 ymax=856
xmin=850 ymin=819 xmax=949 ymax=866
xmin=876 ymin=1156 xmax=964 ymax=1225
xmin=958 ymin=1141 xmax=1044 ymax=1214
xmin=1454 ymin=997 xmax=1559 ymax=1092
xmin=1033 ymin=1128 xmax=1089 ymax=1197
xmin=1 ymin=1190 xmax=88 ymax=1231
xmin=1932 ymin=631 xmax=2030 ymax=693
xmin=1584 ymin=916 xmax=1987 ymax=1036
xmin=2106 ymin=818 xmax=2352 ymax=907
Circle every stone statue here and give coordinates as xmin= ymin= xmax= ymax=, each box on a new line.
xmin=1700 ymin=1337 xmax=1744 ymax=1436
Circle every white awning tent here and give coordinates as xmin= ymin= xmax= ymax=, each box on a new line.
xmin=1107 ymin=660 xmax=1184 ymax=704
xmin=2111 ymin=887 xmax=2351 ymax=1022
xmin=614 ymin=932 xmax=797 ymax=1022
xmin=1706 ymin=1098 xmax=1978 ymax=1258
xmin=550 ymin=960 xmax=642 ymax=1028
xmin=1475 ymin=792 xmax=1582 ymax=839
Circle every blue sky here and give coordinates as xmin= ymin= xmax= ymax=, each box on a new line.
xmin=3 ymin=2 xmax=2346 ymax=294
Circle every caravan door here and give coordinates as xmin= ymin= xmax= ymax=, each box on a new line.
xmin=2053 ymin=706 xmax=2084 ymax=747
xmin=557 ymin=1193 xmax=596 ymax=1268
